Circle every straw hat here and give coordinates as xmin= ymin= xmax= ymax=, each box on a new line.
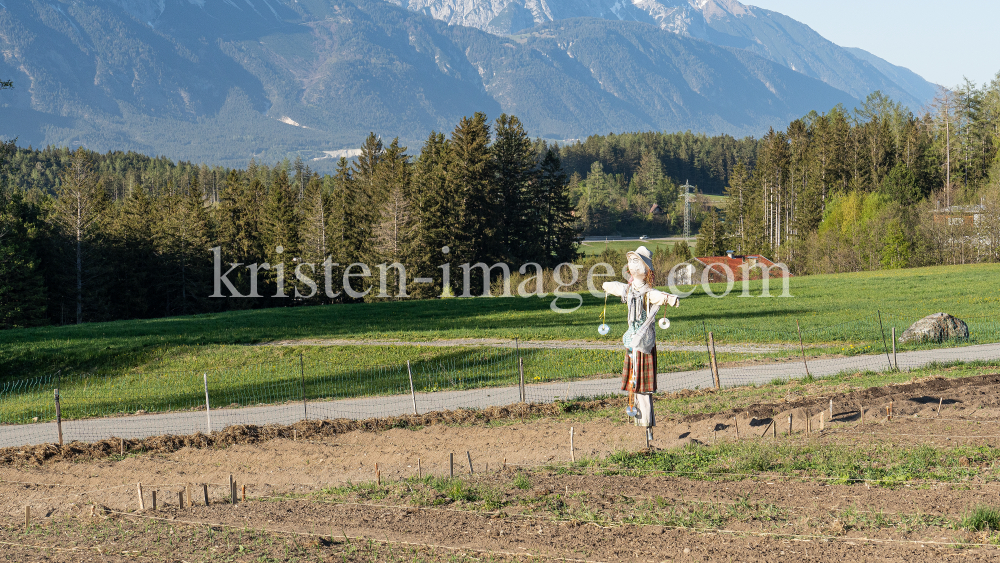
xmin=627 ymin=245 xmax=654 ymax=273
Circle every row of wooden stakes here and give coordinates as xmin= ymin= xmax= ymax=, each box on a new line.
xmin=136 ymin=475 xmax=243 ymax=511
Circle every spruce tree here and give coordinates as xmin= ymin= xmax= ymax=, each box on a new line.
xmin=0 ymin=194 xmax=47 ymax=328
xmin=536 ymin=147 xmax=579 ymax=267
xmin=492 ymin=114 xmax=535 ymax=263
xmin=447 ymin=113 xmax=495 ymax=291
xmin=410 ymin=132 xmax=452 ymax=298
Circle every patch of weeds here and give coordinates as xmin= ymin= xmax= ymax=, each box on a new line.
xmin=962 ymin=505 xmax=1000 ymax=532
xmin=512 ymin=473 xmax=531 ymax=490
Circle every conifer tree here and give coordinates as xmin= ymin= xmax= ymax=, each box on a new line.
xmin=447 ymin=113 xmax=495 ymax=276
xmin=492 ymin=114 xmax=535 ymax=263
xmin=51 ymin=148 xmax=106 ymax=324
xmin=260 ymin=169 xmax=299 ymax=297
xmin=0 ymin=194 xmax=46 ymax=328
xmin=536 ymin=147 xmax=579 ymax=267
xmin=410 ymin=132 xmax=452 ymax=298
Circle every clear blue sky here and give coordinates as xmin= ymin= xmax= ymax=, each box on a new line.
xmin=746 ymin=0 xmax=1000 ymax=88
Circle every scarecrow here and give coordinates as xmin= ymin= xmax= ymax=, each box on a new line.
xmin=601 ymin=246 xmax=680 ymax=443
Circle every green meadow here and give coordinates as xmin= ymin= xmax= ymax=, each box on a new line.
xmin=0 ymin=263 xmax=997 ymax=422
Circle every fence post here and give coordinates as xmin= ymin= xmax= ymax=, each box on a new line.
xmin=796 ymin=320 xmax=810 ymax=378
xmin=518 ymin=357 xmax=525 ymax=403
xmin=707 ymin=332 xmax=721 ymax=390
xmin=203 ymin=373 xmax=211 ymax=434
xmin=300 ymin=351 xmax=307 ymax=421
xmin=877 ymin=310 xmax=892 ymax=370
xmin=54 ymin=388 xmax=63 ymax=446
xmin=407 ymin=361 xmax=418 ymax=416
xmin=891 ymin=327 xmax=897 ymax=370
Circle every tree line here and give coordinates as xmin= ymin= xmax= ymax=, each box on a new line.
xmin=695 ymin=81 xmax=1000 ymax=274
xmin=0 ymin=112 xmax=577 ymax=329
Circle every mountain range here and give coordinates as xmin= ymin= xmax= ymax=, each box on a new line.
xmin=0 ymin=0 xmax=939 ymax=170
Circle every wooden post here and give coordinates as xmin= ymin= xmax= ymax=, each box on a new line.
xmin=570 ymin=427 xmax=575 ymax=463
xmin=137 ymin=483 xmax=145 ymax=511
xmin=186 ymin=484 xmax=192 ymax=507
xmin=891 ymin=327 xmax=897 ymax=370
xmin=24 ymin=506 xmax=30 ymax=529
xmin=829 ymin=399 xmax=833 ymax=418
xmin=229 ymin=475 xmax=235 ymax=505
xmin=407 ymin=361 xmax=418 ymax=415
xmin=772 ymin=418 xmax=776 ymax=438
xmin=202 ymin=484 xmax=209 ymax=506
xmin=293 ymin=430 xmax=297 ymax=441
xmin=178 ymin=490 xmax=185 ymax=509
xmin=242 ymin=485 xmax=246 ymax=502
xmin=120 ymin=438 xmax=125 ymax=456
xmin=203 ymin=373 xmax=211 ymax=434
xmin=787 ymin=414 xmax=792 ymax=436
xmin=889 ymin=400 xmax=893 ymax=421
xmin=707 ymin=332 xmax=721 ymax=390
xmin=151 ymin=490 xmax=157 ymax=511
xmin=860 ymin=406 xmax=864 ymax=426
xmin=796 ymin=320 xmax=810 ymax=378
xmin=518 ymin=358 xmax=525 ymax=403
xmin=376 ymin=463 xmax=381 ymax=486
xmin=54 ymin=389 xmax=63 ymax=446
xmin=938 ymin=397 xmax=943 ymax=416
xmin=300 ymin=351 xmax=307 ymax=421
xmin=820 ymin=411 xmax=825 ymax=431
xmin=733 ymin=417 xmax=739 ymax=439
xmin=417 ymin=458 xmax=421 ymax=479
xmin=449 ymin=453 xmax=454 ymax=478
xmin=806 ymin=416 xmax=811 ymax=434
xmin=466 ymin=451 xmax=474 ymax=474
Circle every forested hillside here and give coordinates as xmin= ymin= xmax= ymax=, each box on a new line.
xmin=0 ymin=113 xmax=576 ymax=329
xmin=693 ymin=85 xmax=1000 ymax=275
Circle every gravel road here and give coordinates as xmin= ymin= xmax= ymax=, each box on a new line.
xmin=3 ymin=342 xmax=996 ymax=449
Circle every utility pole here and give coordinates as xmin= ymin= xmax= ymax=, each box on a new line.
xmin=682 ymin=180 xmax=694 ymax=238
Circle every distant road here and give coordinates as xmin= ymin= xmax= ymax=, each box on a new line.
xmin=3 ymin=343 xmax=998 ymax=449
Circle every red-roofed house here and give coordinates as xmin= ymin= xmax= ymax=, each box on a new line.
xmin=672 ymin=254 xmax=791 ymax=285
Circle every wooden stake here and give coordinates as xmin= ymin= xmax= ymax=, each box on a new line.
xmin=758 ymin=419 xmax=771 ymax=438
xmin=467 ymin=451 xmax=474 ymax=474
xmin=376 ymin=463 xmax=381 ymax=486
xmin=449 ymin=453 xmax=454 ymax=478
xmin=203 ymin=373 xmax=211 ymax=434
xmin=186 ymin=484 xmax=192 ymax=507
xmin=229 ymin=475 xmax=235 ymax=505
xmin=407 ymin=361 xmax=418 ymax=415
xmin=293 ymin=430 xmax=297 ymax=441
xmin=518 ymin=357 xmax=525 ymax=403
xmin=503 ymin=457 xmax=507 ymax=471
xmin=889 ymin=400 xmax=893 ymax=421
xmin=733 ymin=417 xmax=740 ymax=439
xmin=120 ymin=438 xmax=124 ymax=456
xmin=137 ymin=482 xmax=145 ymax=510
xmin=772 ymin=418 xmax=776 ymax=438
xmin=202 ymin=484 xmax=209 ymax=506
xmin=860 ymin=406 xmax=864 ymax=426
xmin=820 ymin=411 xmax=825 ymax=431
xmin=570 ymin=427 xmax=576 ymax=463
xmin=54 ymin=389 xmax=63 ymax=446
xmin=938 ymin=397 xmax=943 ymax=416
xmin=178 ymin=490 xmax=185 ymax=509
xmin=151 ymin=490 xmax=157 ymax=511
xmin=417 ymin=458 xmax=421 ymax=479
xmin=796 ymin=320 xmax=810 ymax=378
xmin=24 ymin=505 xmax=30 ymax=529
xmin=829 ymin=399 xmax=833 ymax=418
xmin=806 ymin=416 xmax=811 ymax=434
xmin=242 ymin=485 xmax=246 ymax=502
xmin=892 ymin=327 xmax=897 ymax=369
xmin=787 ymin=414 xmax=792 ymax=436
xmin=708 ymin=332 xmax=721 ymax=390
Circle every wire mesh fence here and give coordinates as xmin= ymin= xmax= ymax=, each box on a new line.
xmin=1 ymin=311 xmax=996 ymax=448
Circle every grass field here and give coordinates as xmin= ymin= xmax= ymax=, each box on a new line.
xmin=578 ymin=238 xmax=690 ymax=257
xmin=0 ymin=263 xmax=998 ymax=422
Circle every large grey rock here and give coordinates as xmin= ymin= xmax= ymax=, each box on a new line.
xmin=898 ymin=313 xmax=969 ymax=344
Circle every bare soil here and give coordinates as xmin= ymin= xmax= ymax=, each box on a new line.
xmin=4 ymin=372 xmax=1000 ymax=561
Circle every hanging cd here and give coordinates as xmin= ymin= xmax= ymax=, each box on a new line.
xmin=598 ymin=323 xmax=610 ymax=335
xmin=658 ymin=317 xmax=671 ymax=330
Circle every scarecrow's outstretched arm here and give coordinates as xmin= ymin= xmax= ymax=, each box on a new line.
xmin=648 ymin=289 xmax=681 ymax=307
xmin=601 ymin=281 xmax=628 ymax=297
